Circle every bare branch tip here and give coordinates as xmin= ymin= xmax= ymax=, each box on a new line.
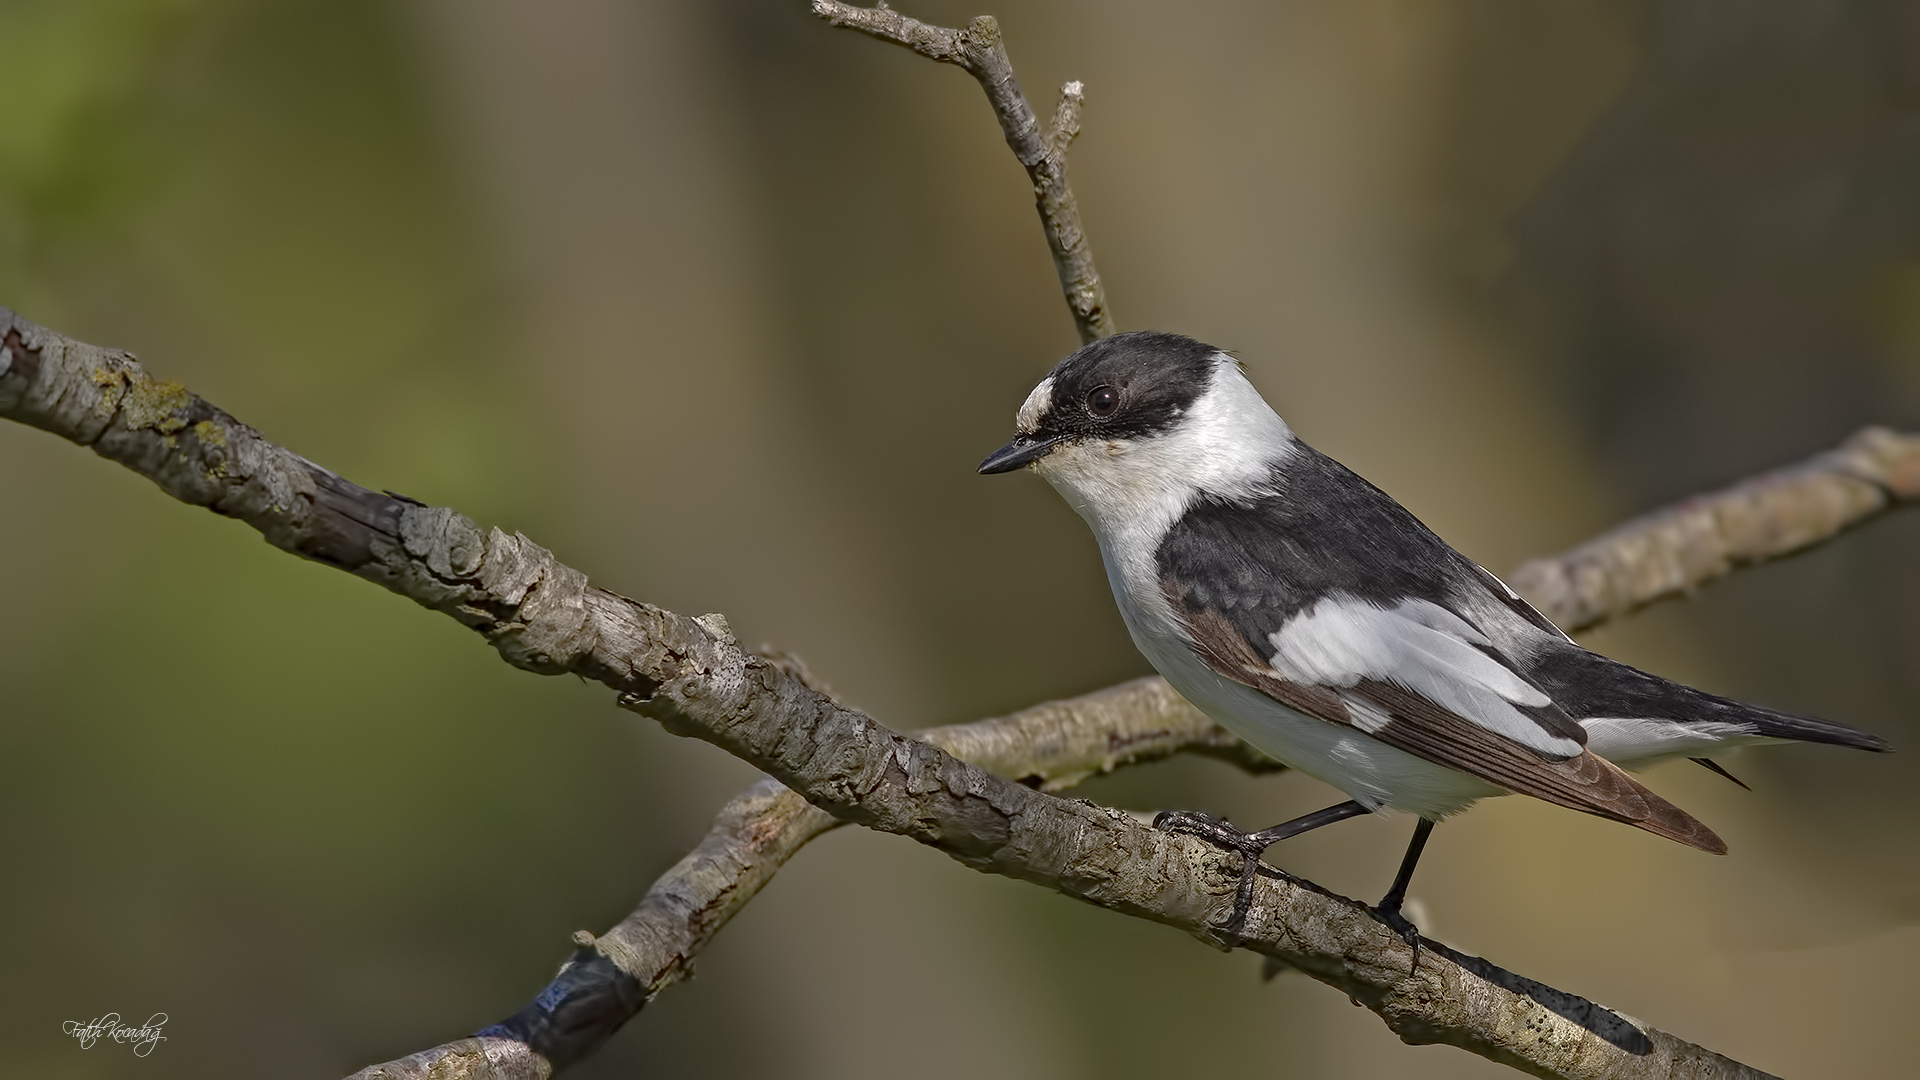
xmin=1049 ymin=80 xmax=1087 ymax=154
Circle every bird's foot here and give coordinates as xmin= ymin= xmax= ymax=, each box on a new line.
xmin=1153 ymin=810 xmax=1269 ymax=942
xmin=1152 ymin=810 xmax=1267 ymax=856
xmin=1372 ymin=899 xmax=1422 ymax=971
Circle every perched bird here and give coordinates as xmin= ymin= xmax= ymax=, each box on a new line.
xmin=979 ymin=330 xmax=1890 ymax=943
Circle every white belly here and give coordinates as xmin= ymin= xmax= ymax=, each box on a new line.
xmin=1155 ymin=632 xmax=1500 ymax=818
xmin=1101 ymin=548 xmax=1500 ymax=820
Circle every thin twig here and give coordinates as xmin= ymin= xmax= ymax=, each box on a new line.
xmin=812 ymin=1 xmax=1114 ymax=342
xmin=2 ymin=309 xmax=1778 ymax=1079
xmin=1510 ymin=426 xmax=1920 ymax=632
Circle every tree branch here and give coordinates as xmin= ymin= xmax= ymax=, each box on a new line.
xmin=812 ymin=0 xmax=1114 ymax=343
xmin=806 ymin=2 xmax=1920 ymax=637
xmin=349 ymin=676 xmax=1268 ymax=1079
xmin=3 ymin=308 xmax=1782 ymax=1078
xmin=1510 ymin=425 xmax=1920 ymax=632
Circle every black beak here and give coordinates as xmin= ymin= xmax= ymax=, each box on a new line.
xmin=978 ymin=434 xmax=1064 ymax=474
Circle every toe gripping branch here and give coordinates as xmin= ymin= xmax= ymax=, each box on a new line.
xmin=1153 ymin=800 xmax=1379 ymax=944
xmin=1153 ymin=810 xmax=1275 ymax=941
xmin=1154 ymin=802 xmax=1431 ymax=969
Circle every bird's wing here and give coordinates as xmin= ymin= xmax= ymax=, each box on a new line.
xmin=1152 ymin=444 xmax=1724 ymax=850
xmin=1521 ymin=643 xmax=1892 ymax=759
xmin=1464 ymin=559 xmax=1574 ymax=642
xmin=1164 ymin=584 xmax=1727 ymax=853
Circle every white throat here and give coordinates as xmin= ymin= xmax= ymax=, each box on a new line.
xmin=1033 ymin=356 xmax=1296 ymax=543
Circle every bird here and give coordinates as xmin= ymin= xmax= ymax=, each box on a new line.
xmin=978 ymin=330 xmax=1891 ymax=945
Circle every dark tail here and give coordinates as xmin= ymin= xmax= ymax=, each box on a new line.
xmin=1745 ymin=704 xmax=1892 ymax=753
xmin=1524 ymin=644 xmax=1894 ymax=753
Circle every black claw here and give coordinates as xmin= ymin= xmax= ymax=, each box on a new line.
xmin=1374 ymin=903 xmax=1422 ymax=970
xmin=1373 ymin=817 xmax=1434 ymax=971
xmin=1155 ymin=801 xmax=1379 ymax=944
xmin=1153 ymin=811 xmax=1265 ymax=940
xmin=1153 ymin=811 xmax=1264 ymax=856
xmin=1220 ymin=858 xmax=1262 ymax=940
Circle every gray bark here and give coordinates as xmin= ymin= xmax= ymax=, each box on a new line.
xmin=7 ymin=6 xmax=1910 ymax=1073
xmin=1510 ymin=425 xmax=1920 ymax=632
xmin=812 ymin=0 xmax=1114 ymax=343
xmin=2 ymin=306 xmax=1813 ymax=1080
xmin=353 ymin=676 xmax=1263 ymax=1079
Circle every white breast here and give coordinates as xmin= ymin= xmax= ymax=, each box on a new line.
xmin=1034 ymin=356 xmax=1291 ymax=543
xmin=1027 ymin=355 xmax=1776 ymax=810
xmin=1035 ymin=360 xmax=1503 ymax=818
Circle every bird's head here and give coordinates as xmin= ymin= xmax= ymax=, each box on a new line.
xmin=979 ymin=331 xmax=1296 ymax=533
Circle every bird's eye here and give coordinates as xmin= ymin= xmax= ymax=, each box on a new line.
xmin=1086 ymin=385 xmax=1120 ymax=418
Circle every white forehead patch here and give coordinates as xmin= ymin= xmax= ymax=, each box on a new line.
xmin=1015 ymin=374 xmax=1055 ymax=434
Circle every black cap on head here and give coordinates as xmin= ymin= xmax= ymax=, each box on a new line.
xmin=979 ymin=331 xmax=1225 ymax=474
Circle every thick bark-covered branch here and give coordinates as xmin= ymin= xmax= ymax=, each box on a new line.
xmin=1510 ymin=426 xmax=1920 ymax=632
xmin=351 ymin=677 xmax=1267 ymax=1080
xmin=3 ymin=308 xmax=1782 ymax=1078
xmin=812 ymin=0 xmax=1113 ymax=342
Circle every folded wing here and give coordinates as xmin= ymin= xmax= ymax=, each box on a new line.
xmin=1169 ymin=586 xmax=1726 ymax=853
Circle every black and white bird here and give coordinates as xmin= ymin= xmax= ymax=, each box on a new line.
xmin=979 ymin=330 xmax=1890 ymax=942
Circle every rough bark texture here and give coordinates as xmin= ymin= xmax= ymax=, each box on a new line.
xmin=352 ymin=677 xmax=1266 ymax=1079
xmin=1511 ymin=425 xmax=1920 ymax=631
xmin=811 ymin=0 xmax=1114 ymax=343
xmin=4 ymin=307 xmax=1798 ymax=1079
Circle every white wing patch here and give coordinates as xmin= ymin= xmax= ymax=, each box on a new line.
xmin=1342 ymin=694 xmax=1395 ymax=735
xmin=1266 ymin=596 xmax=1581 ymax=758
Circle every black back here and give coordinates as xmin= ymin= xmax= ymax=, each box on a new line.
xmin=1157 ymin=442 xmax=1486 ymax=634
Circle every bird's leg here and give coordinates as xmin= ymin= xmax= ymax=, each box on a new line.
xmin=1155 ymin=800 xmax=1372 ymax=939
xmin=1373 ymin=817 xmax=1435 ymax=965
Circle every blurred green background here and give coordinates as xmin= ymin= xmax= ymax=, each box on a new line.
xmin=4 ymin=1 xmax=1918 ymax=1077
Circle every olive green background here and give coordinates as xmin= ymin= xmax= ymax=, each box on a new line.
xmin=3 ymin=2 xmax=1918 ymax=1077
